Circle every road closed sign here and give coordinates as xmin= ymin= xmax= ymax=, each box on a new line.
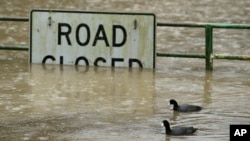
xmin=30 ymin=10 xmax=156 ymax=69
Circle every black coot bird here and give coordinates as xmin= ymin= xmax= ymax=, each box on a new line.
xmin=170 ymin=99 xmax=202 ymax=112
xmin=162 ymin=120 xmax=198 ymax=136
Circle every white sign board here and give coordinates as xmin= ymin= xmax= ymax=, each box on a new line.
xmin=30 ymin=10 xmax=156 ymax=68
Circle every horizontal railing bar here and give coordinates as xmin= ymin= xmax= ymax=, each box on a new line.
xmin=0 ymin=17 xmax=29 ymax=22
xmin=157 ymin=22 xmax=205 ymax=28
xmin=1 ymin=17 xmax=249 ymax=29
xmin=0 ymin=45 xmax=28 ymax=51
xmin=157 ymin=22 xmax=250 ymax=29
xmin=211 ymin=23 xmax=250 ymax=29
xmin=213 ymin=54 xmax=250 ymax=60
xmin=157 ymin=52 xmax=205 ymax=58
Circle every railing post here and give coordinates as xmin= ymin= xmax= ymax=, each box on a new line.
xmin=205 ymin=25 xmax=213 ymax=71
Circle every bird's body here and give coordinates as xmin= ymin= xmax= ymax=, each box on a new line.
xmin=170 ymin=99 xmax=202 ymax=112
xmin=166 ymin=126 xmax=198 ymax=135
xmin=162 ymin=120 xmax=198 ymax=136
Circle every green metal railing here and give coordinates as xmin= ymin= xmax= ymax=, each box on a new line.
xmin=0 ymin=17 xmax=29 ymax=51
xmin=1 ymin=17 xmax=250 ymax=70
xmin=157 ymin=22 xmax=250 ymax=70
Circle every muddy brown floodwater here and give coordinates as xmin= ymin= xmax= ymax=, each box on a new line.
xmin=0 ymin=0 xmax=250 ymax=141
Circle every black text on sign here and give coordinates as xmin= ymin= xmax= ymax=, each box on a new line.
xmin=30 ymin=10 xmax=156 ymax=69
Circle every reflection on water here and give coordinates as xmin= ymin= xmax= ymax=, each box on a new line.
xmin=0 ymin=0 xmax=250 ymax=140
xmin=0 ymin=62 xmax=158 ymax=140
xmin=1 ymin=60 xmax=250 ymax=141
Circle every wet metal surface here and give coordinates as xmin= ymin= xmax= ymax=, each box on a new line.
xmin=1 ymin=0 xmax=250 ymax=141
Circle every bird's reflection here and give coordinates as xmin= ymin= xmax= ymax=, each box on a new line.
xmin=170 ymin=111 xmax=180 ymax=121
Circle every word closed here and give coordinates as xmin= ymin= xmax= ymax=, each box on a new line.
xmin=30 ymin=10 xmax=156 ymax=69
xmin=230 ymin=125 xmax=250 ymax=141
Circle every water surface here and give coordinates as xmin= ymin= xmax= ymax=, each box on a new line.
xmin=0 ymin=0 xmax=250 ymax=141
